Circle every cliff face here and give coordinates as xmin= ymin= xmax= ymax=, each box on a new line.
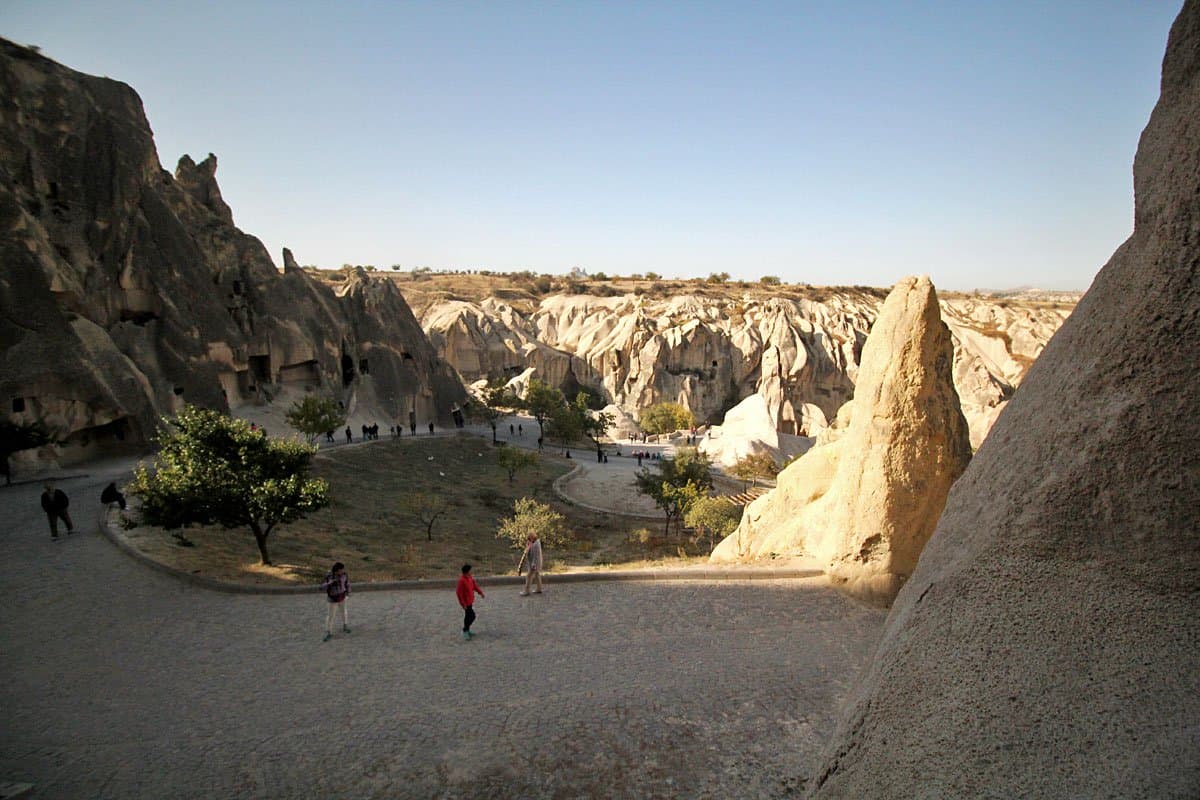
xmin=419 ymin=289 xmax=1070 ymax=449
xmin=811 ymin=2 xmax=1200 ymax=796
xmin=0 ymin=39 xmax=463 ymax=462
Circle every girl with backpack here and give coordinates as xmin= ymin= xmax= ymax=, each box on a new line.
xmin=320 ymin=562 xmax=351 ymax=642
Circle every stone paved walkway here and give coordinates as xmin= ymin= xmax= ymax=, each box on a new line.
xmin=0 ymin=458 xmax=885 ymax=799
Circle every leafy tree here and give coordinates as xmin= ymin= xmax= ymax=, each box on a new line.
xmin=728 ymin=452 xmax=779 ymax=489
xmin=546 ymin=402 xmax=584 ymax=450
xmin=591 ymin=271 xmax=608 ymax=281
xmin=285 ymin=395 xmax=347 ymax=444
xmin=521 ymin=379 xmax=565 ymax=441
xmin=497 ymin=447 xmax=539 ymax=483
xmin=644 ymin=271 xmax=661 ymax=281
xmin=128 ymin=406 xmax=328 ymax=564
xmin=639 ymin=402 xmax=695 ymax=435
xmin=466 ymin=386 xmax=515 ymax=444
xmin=635 ymin=447 xmax=713 ymax=537
xmin=707 ymin=271 xmax=731 ymax=283
xmin=0 ymin=420 xmax=53 ymax=486
xmin=760 ymin=275 xmax=781 ymax=285
xmin=685 ymin=495 xmax=742 ymax=548
xmin=400 ymin=491 xmax=449 ymax=541
xmin=496 ymin=497 xmax=570 ymax=550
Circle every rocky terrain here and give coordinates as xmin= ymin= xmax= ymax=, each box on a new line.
xmin=400 ymin=278 xmax=1072 ymax=450
xmin=811 ymin=1 xmax=1200 ymax=795
xmin=0 ymin=39 xmax=464 ymax=466
xmin=712 ymin=275 xmax=973 ymax=606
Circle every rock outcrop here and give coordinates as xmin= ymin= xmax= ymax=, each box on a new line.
xmin=810 ymin=4 xmax=1200 ymax=796
xmin=418 ymin=289 xmax=1069 ymax=451
xmin=698 ymin=393 xmax=812 ymax=469
xmin=0 ymin=39 xmax=464 ymax=464
xmin=712 ymin=276 xmax=972 ymax=605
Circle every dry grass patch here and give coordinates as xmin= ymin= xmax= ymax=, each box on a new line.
xmin=119 ymin=435 xmax=716 ymax=586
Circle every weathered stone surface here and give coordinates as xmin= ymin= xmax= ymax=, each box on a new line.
xmin=699 ymin=392 xmax=812 ymax=469
xmin=419 ymin=289 xmax=1069 ymax=450
xmin=810 ymin=5 xmax=1200 ymax=797
xmin=0 ymin=39 xmax=464 ymax=466
xmin=712 ymin=276 xmax=972 ymax=606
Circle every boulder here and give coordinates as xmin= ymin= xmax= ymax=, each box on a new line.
xmin=711 ymin=276 xmax=972 ymax=606
xmin=810 ymin=4 xmax=1200 ymax=797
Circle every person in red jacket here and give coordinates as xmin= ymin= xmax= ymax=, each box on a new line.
xmin=456 ymin=563 xmax=485 ymax=640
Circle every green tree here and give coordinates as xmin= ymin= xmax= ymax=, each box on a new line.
xmin=128 ymin=406 xmax=329 ymax=564
xmin=644 ymin=271 xmax=661 ymax=281
xmin=466 ymin=386 xmax=515 ymax=444
xmin=0 ymin=420 xmax=53 ymax=486
xmin=496 ymin=497 xmax=570 ymax=551
xmin=497 ymin=447 xmax=539 ymax=483
xmin=285 ymin=395 xmax=347 ymax=444
xmin=635 ymin=447 xmax=713 ymax=537
xmin=685 ymin=495 xmax=742 ymax=548
xmin=639 ymin=402 xmax=695 ymax=435
xmin=728 ymin=452 xmax=779 ymax=489
xmin=521 ymin=379 xmax=565 ymax=442
xmin=707 ymin=271 xmax=731 ymax=283
xmin=760 ymin=275 xmax=781 ymax=285
xmin=400 ymin=491 xmax=449 ymax=541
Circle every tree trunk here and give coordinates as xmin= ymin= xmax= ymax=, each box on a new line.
xmin=251 ymin=522 xmax=271 ymax=564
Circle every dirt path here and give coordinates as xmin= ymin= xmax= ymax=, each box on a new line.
xmin=0 ymin=456 xmax=884 ymax=798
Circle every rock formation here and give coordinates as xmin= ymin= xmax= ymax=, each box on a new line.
xmin=0 ymin=39 xmax=464 ymax=465
xmin=810 ymin=3 xmax=1200 ymax=796
xmin=698 ymin=393 xmax=812 ymax=469
xmin=712 ymin=276 xmax=972 ymax=605
xmin=417 ymin=288 xmax=1069 ymax=451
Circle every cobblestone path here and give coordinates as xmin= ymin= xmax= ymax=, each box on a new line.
xmin=0 ymin=460 xmax=884 ymax=799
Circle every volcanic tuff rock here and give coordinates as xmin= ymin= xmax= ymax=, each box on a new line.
xmin=810 ymin=3 xmax=1200 ymax=796
xmin=0 ymin=39 xmax=463 ymax=464
xmin=419 ymin=288 xmax=1069 ymax=450
xmin=711 ymin=276 xmax=972 ymax=605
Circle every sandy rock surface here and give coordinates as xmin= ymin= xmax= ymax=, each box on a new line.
xmin=810 ymin=4 xmax=1200 ymax=796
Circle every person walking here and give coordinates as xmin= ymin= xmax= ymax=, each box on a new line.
xmin=345 ymin=426 xmax=353 ymax=443
xmin=456 ymin=563 xmax=485 ymax=640
xmin=41 ymin=483 xmax=74 ymax=540
xmin=320 ymin=562 xmax=351 ymax=641
xmin=518 ymin=533 xmax=543 ymax=596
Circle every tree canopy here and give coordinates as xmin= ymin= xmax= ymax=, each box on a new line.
xmin=685 ymin=495 xmax=742 ymax=547
xmin=129 ymin=405 xmax=328 ymax=564
xmin=634 ymin=447 xmax=713 ymax=536
xmin=496 ymin=497 xmax=570 ymax=552
xmin=639 ymin=402 xmax=695 ymax=435
xmin=728 ymin=452 xmax=780 ymax=489
xmin=285 ymin=395 xmax=347 ymax=444
xmin=497 ymin=446 xmax=539 ymax=483
xmin=521 ymin=379 xmax=564 ymax=441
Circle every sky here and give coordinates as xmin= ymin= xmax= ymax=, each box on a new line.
xmin=1 ymin=1 xmax=1184 ymax=291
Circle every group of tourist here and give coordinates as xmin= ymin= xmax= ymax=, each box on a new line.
xmin=40 ymin=481 xmax=127 ymax=540
xmin=319 ymin=531 xmax=545 ymax=642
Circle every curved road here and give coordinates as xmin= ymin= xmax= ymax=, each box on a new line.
xmin=0 ymin=457 xmax=884 ymax=799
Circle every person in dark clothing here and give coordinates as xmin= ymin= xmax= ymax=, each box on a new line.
xmin=345 ymin=427 xmax=353 ymax=443
xmin=325 ymin=429 xmax=335 ymax=443
xmin=100 ymin=482 xmax=126 ymax=510
xmin=428 ymin=422 xmax=435 ymax=435
xmin=41 ymin=483 xmax=74 ymax=539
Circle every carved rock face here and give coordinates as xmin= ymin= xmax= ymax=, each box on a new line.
xmin=711 ymin=276 xmax=972 ymax=607
xmin=0 ymin=39 xmax=463 ymax=466
xmin=419 ymin=289 xmax=1070 ymax=451
xmin=810 ymin=4 xmax=1200 ymax=797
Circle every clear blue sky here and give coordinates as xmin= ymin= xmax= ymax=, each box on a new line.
xmin=2 ymin=1 xmax=1183 ymax=290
